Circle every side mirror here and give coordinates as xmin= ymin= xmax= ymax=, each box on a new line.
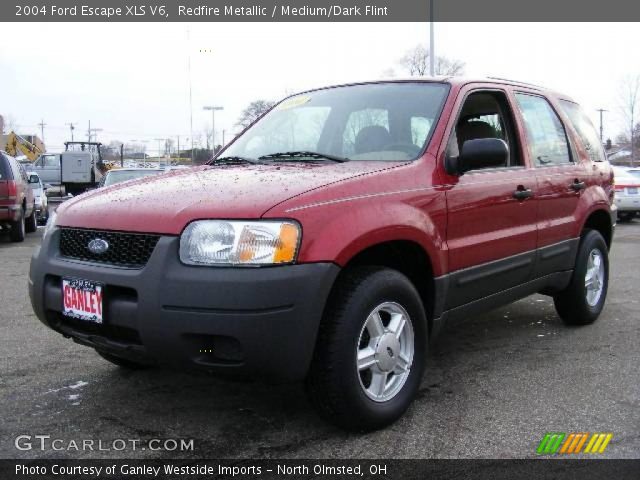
xmin=446 ymin=138 xmax=509 ymax=175
xmin=29 ymin=174 xmax=39 ymax=184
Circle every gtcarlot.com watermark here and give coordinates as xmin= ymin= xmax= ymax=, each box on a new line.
xmin=15 ymin=435 xmax=194 ymax=452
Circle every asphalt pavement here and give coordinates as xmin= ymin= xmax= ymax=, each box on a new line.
xmin=1 ymin=223 xmax=638 ymax=459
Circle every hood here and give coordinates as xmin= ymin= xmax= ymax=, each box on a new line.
xmin=56 ymin=162 xmax=397 ymax=234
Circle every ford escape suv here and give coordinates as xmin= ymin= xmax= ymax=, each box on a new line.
xmin=30 ymin=78 xmax=615 ymax=431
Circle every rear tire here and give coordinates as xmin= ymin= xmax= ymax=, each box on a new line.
xmin=38 ymin=209 xmax=49 ymax=226
xmin=306 ymin=267 xmax=427 ymax=431
xmin=553 ymin=230 xmax=609 ymax=325
xmin=96 ymin=350 xmax=152 ymax=370
xmin=9 ymin=209 xmax=26 ymax=242
xmin=25 ymin=206 xmax=37 ymax=233
xmin=617 ymin=212 xmax=633 ymax=223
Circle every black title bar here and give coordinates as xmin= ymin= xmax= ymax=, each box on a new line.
xmin=5 ymin=0 xmax=640 ymax=22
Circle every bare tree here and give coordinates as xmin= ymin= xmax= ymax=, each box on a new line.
xmin=236 ymin=100 xmax=276 ymax=129
xmin=618 ymin=74 xmax=640 ymax=166
xmin=398 ymin=45 xmax=465 ymax=77
xmin=164 ymin=138 xmax=175 ymax=156
xmin=2 ymin=114 xmax=19 ymax=133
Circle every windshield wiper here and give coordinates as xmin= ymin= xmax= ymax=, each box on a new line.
xmin=209 ymin=155 xmax=263 ymax=165
xmin=258 ymin=151 xmax=350 ymax=163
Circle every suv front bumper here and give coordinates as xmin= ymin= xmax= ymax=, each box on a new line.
xmin=29 ymin=228 xmax=340 ymax=381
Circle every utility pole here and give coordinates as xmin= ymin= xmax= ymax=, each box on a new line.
xmin=89 ymin=128 xmax=102 ymax=143
xmin=596 ymin=108 xmax=607 ymax=143
xmin=203 ymin=106 xmax=224 ymax=155
xmin=38 ymin=119 xmax=47 ymax=143
xmin=177 ymin=135 xmax=180 ymax=161
xmin=429 ymin=0 xmax=435 ymax=76
xmin=154 ymin=138 xmax=164 ymax=160
xmin=66 ymin=122 xmax=76 ymax=142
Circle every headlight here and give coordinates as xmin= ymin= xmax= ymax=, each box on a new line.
xmin=43 ymin=210 xmax=57 ymax=239
xmin=179 ymin=220 xmax=301 ymax=266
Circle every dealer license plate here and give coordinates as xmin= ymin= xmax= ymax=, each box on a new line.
xmin=62 ymin=278 xmax=103 ymax=323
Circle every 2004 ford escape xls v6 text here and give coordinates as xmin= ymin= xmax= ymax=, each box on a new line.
xmin=30 ymin=78 xmax=615 ymax=431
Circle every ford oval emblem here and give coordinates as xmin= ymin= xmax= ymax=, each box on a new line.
xmin=88 ymin=238 xmax=109 ymax=255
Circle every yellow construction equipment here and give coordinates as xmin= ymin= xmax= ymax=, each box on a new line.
xmin=4 ymin=132 xmax=44 ymax=162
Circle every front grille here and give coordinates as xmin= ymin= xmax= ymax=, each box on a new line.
xmin=59 ymin=228 xmax=160 ymax=268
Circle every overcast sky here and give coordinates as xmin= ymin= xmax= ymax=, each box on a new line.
xmin=1 ymin=22 xmax=638 ymax=154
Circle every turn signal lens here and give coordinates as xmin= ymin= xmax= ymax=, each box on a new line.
xmin=273 ymin=223 xmax=300 ymax=263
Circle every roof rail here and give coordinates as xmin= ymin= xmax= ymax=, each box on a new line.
xmin=486 ymin=77 xmax=546 ymax=90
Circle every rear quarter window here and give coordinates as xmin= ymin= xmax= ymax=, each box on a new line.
xmin=559 ymin=100 xmax=606 ymax=163
xmin=0 ymin=153 xmax=13 ymax=180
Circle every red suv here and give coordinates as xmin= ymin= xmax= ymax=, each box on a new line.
xmin=1 ymin=151 xmax=37 ymax=242
xmin=29 ymin=78 xmax=615 ymax=430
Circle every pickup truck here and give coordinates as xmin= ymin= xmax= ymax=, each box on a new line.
xmin=31 ymin=142 xmax=105 ymax=194
xmin=29 ymin=78 xmax=615 ymax=431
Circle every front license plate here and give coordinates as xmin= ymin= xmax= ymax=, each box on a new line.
xmin=627 ymin=187 xmax=638 ymax=195
xmin=62 ymin=278 xmax=103 ymax=323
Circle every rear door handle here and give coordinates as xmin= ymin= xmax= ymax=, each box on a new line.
xmin=513 ymin=187 xmax=533 ymax=200
xmin=570 ymin=180 xmax=586 ymax=191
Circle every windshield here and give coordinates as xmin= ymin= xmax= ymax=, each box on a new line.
xmin=222 ymin=82 xmax=449 ymax=162
xmin=103 ymin=169 xmax=162 ymax=186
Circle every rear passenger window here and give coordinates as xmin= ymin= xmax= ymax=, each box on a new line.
xmin=0 ymin=154 xmax=10 ymax=180
xmin=559 ymin=100 xmax=606 ymax=163
xmin=515 ymin=93 xmax=572 ymax=166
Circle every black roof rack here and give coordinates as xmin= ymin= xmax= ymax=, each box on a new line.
xmin=486 ymin=77 xmax=546 ymax=90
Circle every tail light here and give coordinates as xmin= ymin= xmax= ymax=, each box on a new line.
xmin=7 ymin=180 xmax=17 ymax=199
xmin=614 ymin=185 xmax=625 ymax=192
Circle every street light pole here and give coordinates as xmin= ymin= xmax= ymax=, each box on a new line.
xmin=203 ymin=106 xmax=224 ymax=155
xmin=429 ymin=0 xmax=435 ymax=77
xmin=596 ymin=108 xmax=608 ymax=143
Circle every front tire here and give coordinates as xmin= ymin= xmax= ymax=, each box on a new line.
xmin=553 ymin=230 xmax=609 ymax=325
xmin=306 ymin=267 xmax=427 ymax=431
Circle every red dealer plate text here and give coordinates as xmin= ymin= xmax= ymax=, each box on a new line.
xmin=62 ymin=278 xmax=103 ymax=323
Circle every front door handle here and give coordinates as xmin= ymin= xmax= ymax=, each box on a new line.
xmin=513 ymin=187 xmax=533 ymax=200
xmin=570 ymin=179 xmax=586 ymax=191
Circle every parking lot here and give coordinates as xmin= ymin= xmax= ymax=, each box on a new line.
xmin=1 ymin=222 xmax=638 ymax=459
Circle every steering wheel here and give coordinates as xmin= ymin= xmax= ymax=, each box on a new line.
xmin=382 ymin=143 xmax=421 ymax=157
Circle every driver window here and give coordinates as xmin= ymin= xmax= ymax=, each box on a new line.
xmin=447 ymin=90 xmax=521 ymax=168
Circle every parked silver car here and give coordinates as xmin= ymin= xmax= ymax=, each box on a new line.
xmin=613 ymin=166 xmax=640 ymax=222
xmin=27 ymin=172 xmax=49 ymax=224
xmin=98 ymin=167 xmax=164 ymax=187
